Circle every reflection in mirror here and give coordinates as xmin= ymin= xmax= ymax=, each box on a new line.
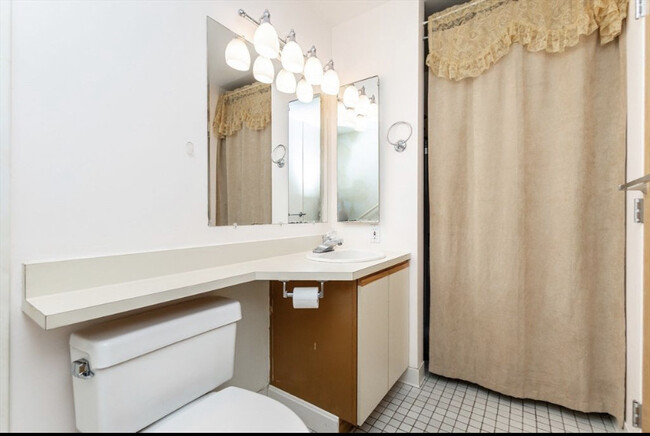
xmin=288 ymin=97 xmax=322 ymax=223
xmin=207 ymin=16 xmax=326 ymax=226
xmin=337 ymin=76 xmax=379 ymax=223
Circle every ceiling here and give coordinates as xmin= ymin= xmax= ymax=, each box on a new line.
xmin=303 ymin=1 xmax=472 ymax=28
xmin=303 ymin=1 xmax=389 ymax=27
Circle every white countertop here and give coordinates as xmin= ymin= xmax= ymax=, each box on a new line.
xmin=23 ymin=244 xmax=410 ymax=330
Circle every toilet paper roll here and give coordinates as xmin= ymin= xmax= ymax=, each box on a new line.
xmin=292 ymin=287 xmax=319 ymax=309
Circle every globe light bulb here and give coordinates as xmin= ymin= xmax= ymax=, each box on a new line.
xmin=225 ymin=36 xmax=250 ymax=71
xmin=281 ymin=30 xmax=305 ymax=74
xmin=253 ymin=56 xmax=274 ymax=84
xmin=296 ymin=77 xmax=313 ymax=103
xmin=276 ymin=69 xmax=297 ymax=94
xmin=304 ymin=46 xmax=323 ymax=86
xmin=253 ymin=10 xmax=280 ymax=59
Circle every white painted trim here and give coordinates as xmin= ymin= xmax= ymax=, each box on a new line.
xmin=267 ymin=385 xmax=339 ymax=433
xmin=0 ymin=0 xmax=11 ymax=431
xmin=624 ymin=421 xmax=641 ymax=433
xmin=398 ymin=361 xmax=425 ymax=388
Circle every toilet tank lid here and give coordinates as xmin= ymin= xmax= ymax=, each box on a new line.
xmin=69 ymin=297 xmax=241 ymax=369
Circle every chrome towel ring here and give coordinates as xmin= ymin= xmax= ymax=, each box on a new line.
xmin=272 ymin=144 xmax=287 ymax=168
xmin=387 ymin=121 xmax=412 ymax=152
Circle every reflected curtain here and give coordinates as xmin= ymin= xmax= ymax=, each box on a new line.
xmin=213 ymin=83 xmax=271 ymax=226
xmin=427 ymin=0 xmax=627 ymax=423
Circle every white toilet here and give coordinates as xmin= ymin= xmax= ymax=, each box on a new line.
xmin=69 ymin=297 xmax=309 ymax=433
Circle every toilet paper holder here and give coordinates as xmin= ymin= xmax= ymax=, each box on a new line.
xmin=282 ymin=281 xmax=325 ymax=299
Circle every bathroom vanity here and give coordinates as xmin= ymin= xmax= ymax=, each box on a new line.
xmin=270 ymin=260 xmax=409 ymax=428
xmin=22 ymin=235 xmax=410 ymax=432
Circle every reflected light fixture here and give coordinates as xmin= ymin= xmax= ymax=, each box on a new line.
xmin=337 ymin=101 xmax=347 ymax=123
xmin=304 ymin=46 xmax=323 ymax=86
xmin=343 ymin=85 xmax=359 ymax=108
xmin=281 ymin=30 xmax=305 ymax=74
xmin=225 ymin=36 xmax=251 ymax=71
xmin=356 ymin=86 xmax=370 ymax=116
xmin=253 ymin=9 xmax=280 ymax=59
xmin=369 ymin=95 xmax=378 ymax=118
xmin=253 ymin=56 xmax=274 ymax=84
xmin=321 ymin=60 xmax=340 ymax=96
xmin=354 ymin=114 xmax=368 ymax=132
xmin=276 ymin=69 xmax=297 ymax=94
xmin=296 ymin=77 xmax=313 ymax=103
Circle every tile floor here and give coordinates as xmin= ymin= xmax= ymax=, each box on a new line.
xmin=353 ymin=373 xmax=621 ymax=433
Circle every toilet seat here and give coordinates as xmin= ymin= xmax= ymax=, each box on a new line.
xmin=142 ymin=387 xmax=309 ymax=433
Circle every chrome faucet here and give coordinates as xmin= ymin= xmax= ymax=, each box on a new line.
xmin=313 ymin=232 xmax=344 ymax=253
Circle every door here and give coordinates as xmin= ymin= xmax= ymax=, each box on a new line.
xmin=357 ymin=275 xmax=389 ymax=425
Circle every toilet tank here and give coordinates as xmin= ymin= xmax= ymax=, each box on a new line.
xmin=69 ymin=297 xmax=242 ymax=433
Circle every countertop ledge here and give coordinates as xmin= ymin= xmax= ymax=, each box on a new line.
xmin=23 ymin=248 xmax=410 ymax=330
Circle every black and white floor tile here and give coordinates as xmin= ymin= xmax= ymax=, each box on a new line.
xmin=353 ymin=373 xmax=620 ymax=433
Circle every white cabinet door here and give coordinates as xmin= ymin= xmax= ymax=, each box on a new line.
xmin=357 ymin=276 xmax=389 ymax=425
xmin=388 ymin=267 xmax=409 ymax=387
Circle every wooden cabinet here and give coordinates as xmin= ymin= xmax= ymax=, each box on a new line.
xmin=270 ymin=261 xmax=409 ymax=427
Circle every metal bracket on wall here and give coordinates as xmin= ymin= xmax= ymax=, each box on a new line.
xmin=633 ymin=400 xmax=642 ymax=428
xmin=282 ymin=281 xmax=325 ymax=299
xmin=634 ymin=198 xmax=645 ymax=223
xmin=637 ymin=0 xmax=647 ymax=18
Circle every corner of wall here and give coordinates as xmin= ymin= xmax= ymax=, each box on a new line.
xmin=0 ymin=0 xmax=11 ymax=431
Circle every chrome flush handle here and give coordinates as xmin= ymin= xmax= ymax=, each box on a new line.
xmin=72 ymin=359 xmax=95 ymax=379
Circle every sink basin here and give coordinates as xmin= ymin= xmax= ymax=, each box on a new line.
xmin=306 ymin=249 xmax=386 ymax=263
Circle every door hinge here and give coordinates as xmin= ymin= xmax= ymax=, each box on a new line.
xmin=633 ymin=400 xmax=642 ymax=428
xmin=637 ymin=0 xmax=647 ymax=19
xmin=634 ymin=198 xmax=644 ymax=223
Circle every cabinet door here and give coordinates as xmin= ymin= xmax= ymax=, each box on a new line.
xmin=357 ymin=276 xmax=389 ymax=425
xmin=388 ymin=266 xmax=410 ymax=387
xmin=270 ymin=281 xmax=357 ymax=424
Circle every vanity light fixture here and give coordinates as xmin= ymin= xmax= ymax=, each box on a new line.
xmin=281 ymin=30 xmax=305 ymax=74
xmin=253 ymin=9 xmax=280 ymax=59
xmin=253 ymin=56 xmax=275 ymax=84
xmin=233 ymin=9 xmax=340 ymax=99
xmin=296 ymin=77 xmax=314 ymax=103
xmin=343 ymin=85 xmax=359 ymax=108
xmin=276 ymin=68 xmax=297 ymax=94
xmin=303 ymin=46 xmax=323 ymax=86
xmin=225 ymin=36 xmax=251 ymax=71
xmin=321 ymin=60 xmax=340 ymax=96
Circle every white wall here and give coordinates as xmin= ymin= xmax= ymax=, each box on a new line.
xmin=625 ymin=4 xmax=646 ymax=431
xmin=330 ymin=0 xmax=425 ymax=373
xmin=8 ymin=1 xmax=333 ymax=431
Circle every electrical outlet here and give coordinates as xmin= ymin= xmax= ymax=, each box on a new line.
xmin=370 ymin=225 xmax=380 ymax=243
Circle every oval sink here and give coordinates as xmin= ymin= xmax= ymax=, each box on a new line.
xmin=306 ymin=249 xmax=386 ymax=263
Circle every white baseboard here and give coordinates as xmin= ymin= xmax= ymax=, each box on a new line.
xmin=624 ymin=421 xmax=641 ymax=433
xmin=267 ymin=385 xmax=339 ymax=433
xmin=399 ymin=362 xmax=425 ymax=388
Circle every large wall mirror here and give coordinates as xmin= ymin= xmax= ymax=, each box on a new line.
xmin=337 ymin=76 xmax=379 ymax=222
xmin=207 ymin=17 xmax=325 ymax=226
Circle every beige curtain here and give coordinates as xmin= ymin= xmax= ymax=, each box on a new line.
xmin=212 ymin=83 xmax=271 ymax=226
xmin=428 ymin=0 xmax=627 ymax=423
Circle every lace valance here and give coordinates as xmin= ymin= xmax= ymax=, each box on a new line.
xmin=213 ymin=82 xmax=271 ymax=138
xmin=427 ymin=0 xmax=628 ymax=81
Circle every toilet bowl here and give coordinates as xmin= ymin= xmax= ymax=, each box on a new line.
xmin=69 ymin=297 xmax=308 ymax=433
